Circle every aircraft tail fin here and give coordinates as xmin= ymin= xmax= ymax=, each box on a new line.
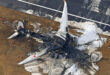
xmin=56 ymin=0 xmax=68 ymax=40
xmin=58 ymin=0 xmax=68 ymax=33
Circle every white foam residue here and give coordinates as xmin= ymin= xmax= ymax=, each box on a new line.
xmin=77 ymin=21 xmax=107 ymax=48
xmin=64 ymin=63 xmax=87 ymax=75
xmin=78 ymin=31 xmax=99 ymax=45
xmin=81 ymin=22 xmax=97 ymax=32
xmin=90 ymin=38 xmax=107 ymax=48
xmin=26 ymin=9 xmax=34 ymax=14
xmin=32 ymin=73 xmax=42 ymax=75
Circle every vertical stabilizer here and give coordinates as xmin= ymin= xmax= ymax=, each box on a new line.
xmin=58 ymin=0 xmax=68 ymax=33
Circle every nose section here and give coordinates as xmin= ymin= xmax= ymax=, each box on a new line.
xmin=17 ymin=21 xmax=24 ymax=30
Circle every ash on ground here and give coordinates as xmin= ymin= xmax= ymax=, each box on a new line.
xmin=23 ymin=21 xmax=107 ymax=75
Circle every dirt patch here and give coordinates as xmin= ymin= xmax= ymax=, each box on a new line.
xmin=0 ymin=65 xmax=4 ymax=75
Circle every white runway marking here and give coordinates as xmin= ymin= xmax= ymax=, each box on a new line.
xmin=18 ymin=0 xmax=110 ymax=27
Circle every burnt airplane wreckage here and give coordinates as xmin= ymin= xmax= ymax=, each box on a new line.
xmin=8 ymin=0 xmax=105 ymax=75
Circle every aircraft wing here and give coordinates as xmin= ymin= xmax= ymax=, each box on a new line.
xmin=18 ymin=50 xmax=46 ymax=65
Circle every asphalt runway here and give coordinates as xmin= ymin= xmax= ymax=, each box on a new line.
xmin=0 ymin=0 xmax=110 ymax=26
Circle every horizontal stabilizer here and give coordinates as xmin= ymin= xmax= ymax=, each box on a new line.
xmin=8 ymin=31 xmax=19 ymax=39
